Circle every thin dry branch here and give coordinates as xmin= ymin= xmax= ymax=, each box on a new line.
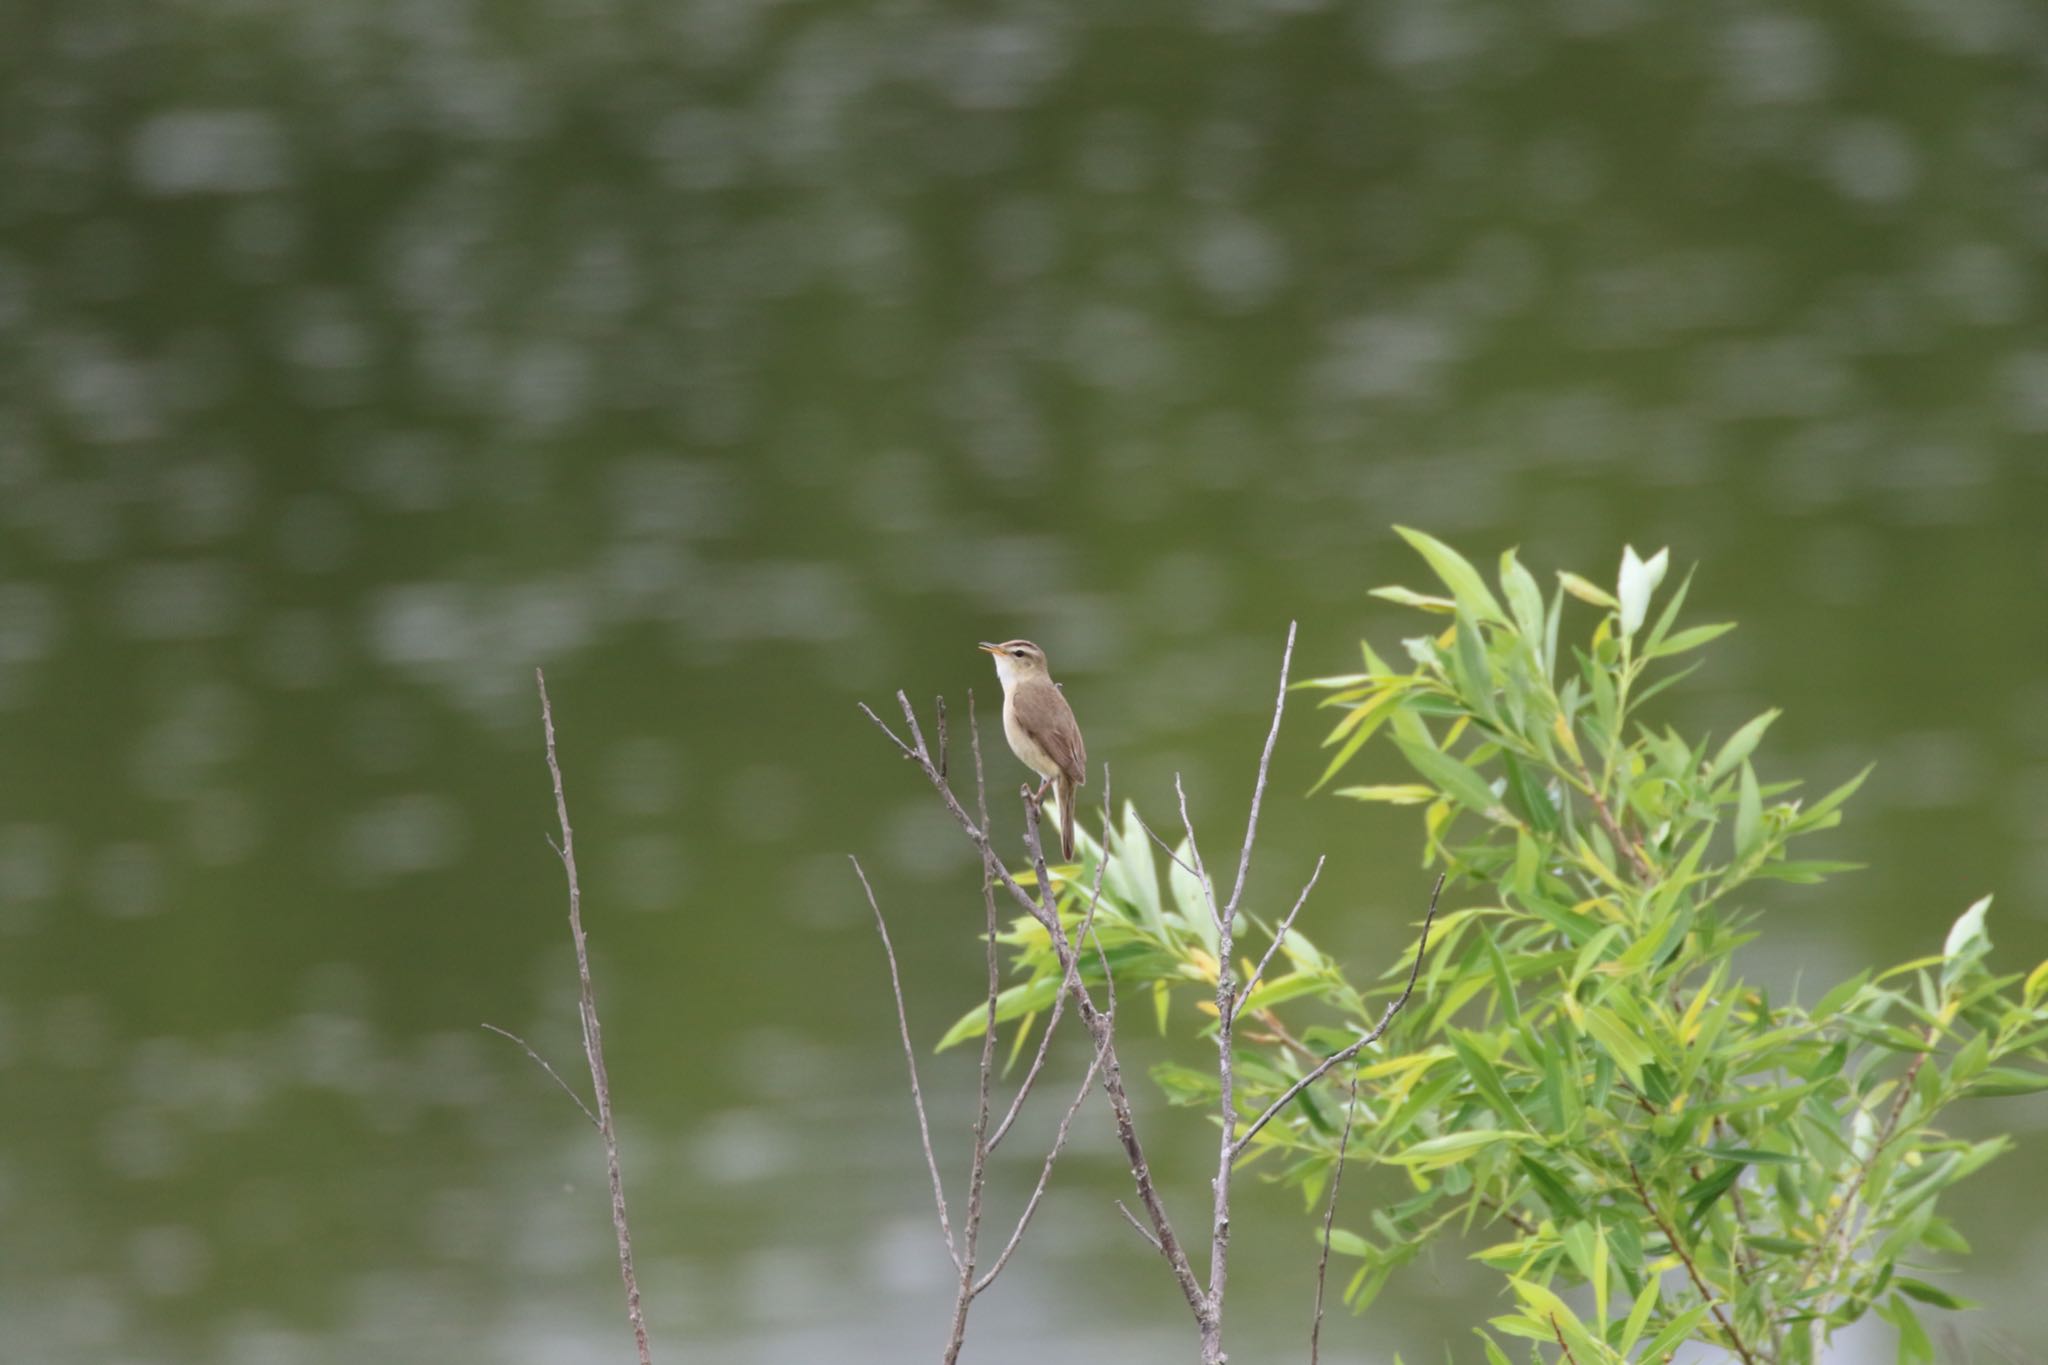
xmin=1232 ymin=874 xmax=1444 ymax=1159
xmin=947 ymin=690 xmax=1003 ymax=1355
xmin=975 ymin=1004 xmax=1112 ymax=1294
xmin=1131 ymin=806 xmax=1202 ymax=881
xmin=1014 ymin=793 xmax=1211 ymax=1323
xmin=1174 ymin=774 xmax=1222 ymax=932
xmin=852 ymin=855 xmax=959 ymax=1270
xmin=1198 ymin=621 xmax=1299 ymax=1364
xmin=533 ymin=669 xmax=653 ymax=1365
xmin=856 ymin=697 xmax=1034 ymax=921
xmin=1237 ymin=854 xmax=1326 ymax=1013
xmin=482 ymin=1023 xmax=598 ymax=1131
xmin=1117 ymin=1199 xmax=1164 ymax=1252
xmin=991 ymin=813 xmax=1113 ymax=1152
xmin=1310 ymin=1068 xmax=1361 ymax=1364
xmin=986 ymin=981 xmax=1071 ymax=1152
xmin=1203 ymin=784 xmax=1235 ymax=1363
xmin=1223 ymin=620 xmax=1297 ymax=924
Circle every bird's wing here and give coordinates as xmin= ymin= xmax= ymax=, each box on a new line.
xmin=1041 ymin=694 xmax=1087 ymax=789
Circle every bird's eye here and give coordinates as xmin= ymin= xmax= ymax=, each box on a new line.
xmin=1012 ymin=649 xmax=1025 ymax=658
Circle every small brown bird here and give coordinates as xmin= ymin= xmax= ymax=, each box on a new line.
xmin=980 ymin=639 xmax=1087 ymax=860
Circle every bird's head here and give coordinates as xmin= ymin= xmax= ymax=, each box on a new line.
xmin=979 ymin=639 xmax=1049 ymax=686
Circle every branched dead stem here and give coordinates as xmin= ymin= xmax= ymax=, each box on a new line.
xmin=490 ymin=670 xmax=653 ymax=1365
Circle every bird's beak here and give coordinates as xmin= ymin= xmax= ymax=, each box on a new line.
xmin=978 ymin=642 xmax=1002 ymax=654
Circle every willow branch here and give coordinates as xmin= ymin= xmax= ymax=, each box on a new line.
xmin=1793 ymin=1018 xmax=1943 ymax=1314
xmin=1550 ymin=1314 xmax=1584 ymax=1365
xmin=1572 ymin=757 xmax=1654 ymax=881
xmin=1625 ymin=1157 xmax=1758 ymax=1365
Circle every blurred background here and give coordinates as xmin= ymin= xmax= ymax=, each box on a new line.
xmin=3 ymin=0 xmax=2046 ymax=1361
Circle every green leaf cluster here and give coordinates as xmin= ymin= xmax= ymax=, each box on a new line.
xmin=952 ymin=532 xmax=2048 ymax=1364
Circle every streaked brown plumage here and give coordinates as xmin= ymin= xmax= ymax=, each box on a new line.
xmin=979 ymin=639 xmax=1086 ymax=860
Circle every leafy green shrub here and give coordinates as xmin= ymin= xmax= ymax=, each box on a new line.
xmin=951 ymin=531 xmax=2048 ymax=1364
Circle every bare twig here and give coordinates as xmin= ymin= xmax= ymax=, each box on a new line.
xmin=853 ymin=855 xmax=959 ymax=1270
xmin=857 ymin=695 xmax=1032 ymax=920
xmin=897 ymin=690 xmax=930 ymax=761
xmin=1132 ymin=807 xmax=1203 ymax=881
xmin=1015 ymin=793 xmax=1210 ymax=1323
xmin=1117 ymin=1199 xmax=1164 ymax=1252
xmin=975 ymin=1001 xmax=1112 ymax=1293
xmin=1237 ymin=854 xmax=1326 ymax=1013
xmin=534 ymin=668 xmax=652 ymax=1365
xmin=1232 ymin=874 xmax=1443 ymax=1159
xmin=1204 ymin=779 xmax=1236 ymax=1365
xmin=968 ymin=689 xmax=991 ymax=860
xmin=990 ymin=807 xmax=1113 ymax=1152
xmin=1624 ymin=1156 xmax=1758 ymax=1365
xmin=481 ymin=1023 xmax=598 ymax=1130
xmin=859 ymin=701 xmax=916 ymax=760
xmin=1200 ymin=624 xmax=1298 ymax=1364
xmin=1309 ymin=1067 xmax=1360 ymax=1364
xmin=986 ymin=981 xmax=1070 ymax=1152
xmin=944 ymin=689 xmax=1002 ymax=1361
xmin=1223 ymin=620 xmax=1296 ymax=924
xmin=1175 ymin=774 xmax=1222 ymax=932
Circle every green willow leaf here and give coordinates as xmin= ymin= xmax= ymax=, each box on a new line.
xmin=1387 ymin=1129 xmax=1526 ymax=1168
xmin=1394 ymin=737 xmax=1500 ymax=816
xmin=1711 ymin=709 xmax=1780 ymax=782
xmin=1333 ymin=784 xmax=1436 ymax=805
xmin=940 ymin=975 xmax=1060 ymax=1049
xmin=1396 ymin=525 xmax=1508 ymax=624
xmin=1499 ymin=548 xmax=1546 ymax=643
xmin=1647 ymin=620 xmax=1735 ymax=660
xmin=1736 ymin=759 xmax=1764 ymax=861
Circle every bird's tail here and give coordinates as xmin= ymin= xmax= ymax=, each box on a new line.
xmin=1057 ymin=774 xmax=1076 ymax=862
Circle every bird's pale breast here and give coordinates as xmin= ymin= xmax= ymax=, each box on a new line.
xmin=1003 ymin=690 xmax=1062 ymax=781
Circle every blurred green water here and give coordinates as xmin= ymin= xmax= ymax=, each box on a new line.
xmin=2 ymin=1 xmax=2046 ymax=1361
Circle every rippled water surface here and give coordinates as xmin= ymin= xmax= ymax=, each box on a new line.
xmin=3 ymin=1 xmax=2046 ymax=1361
